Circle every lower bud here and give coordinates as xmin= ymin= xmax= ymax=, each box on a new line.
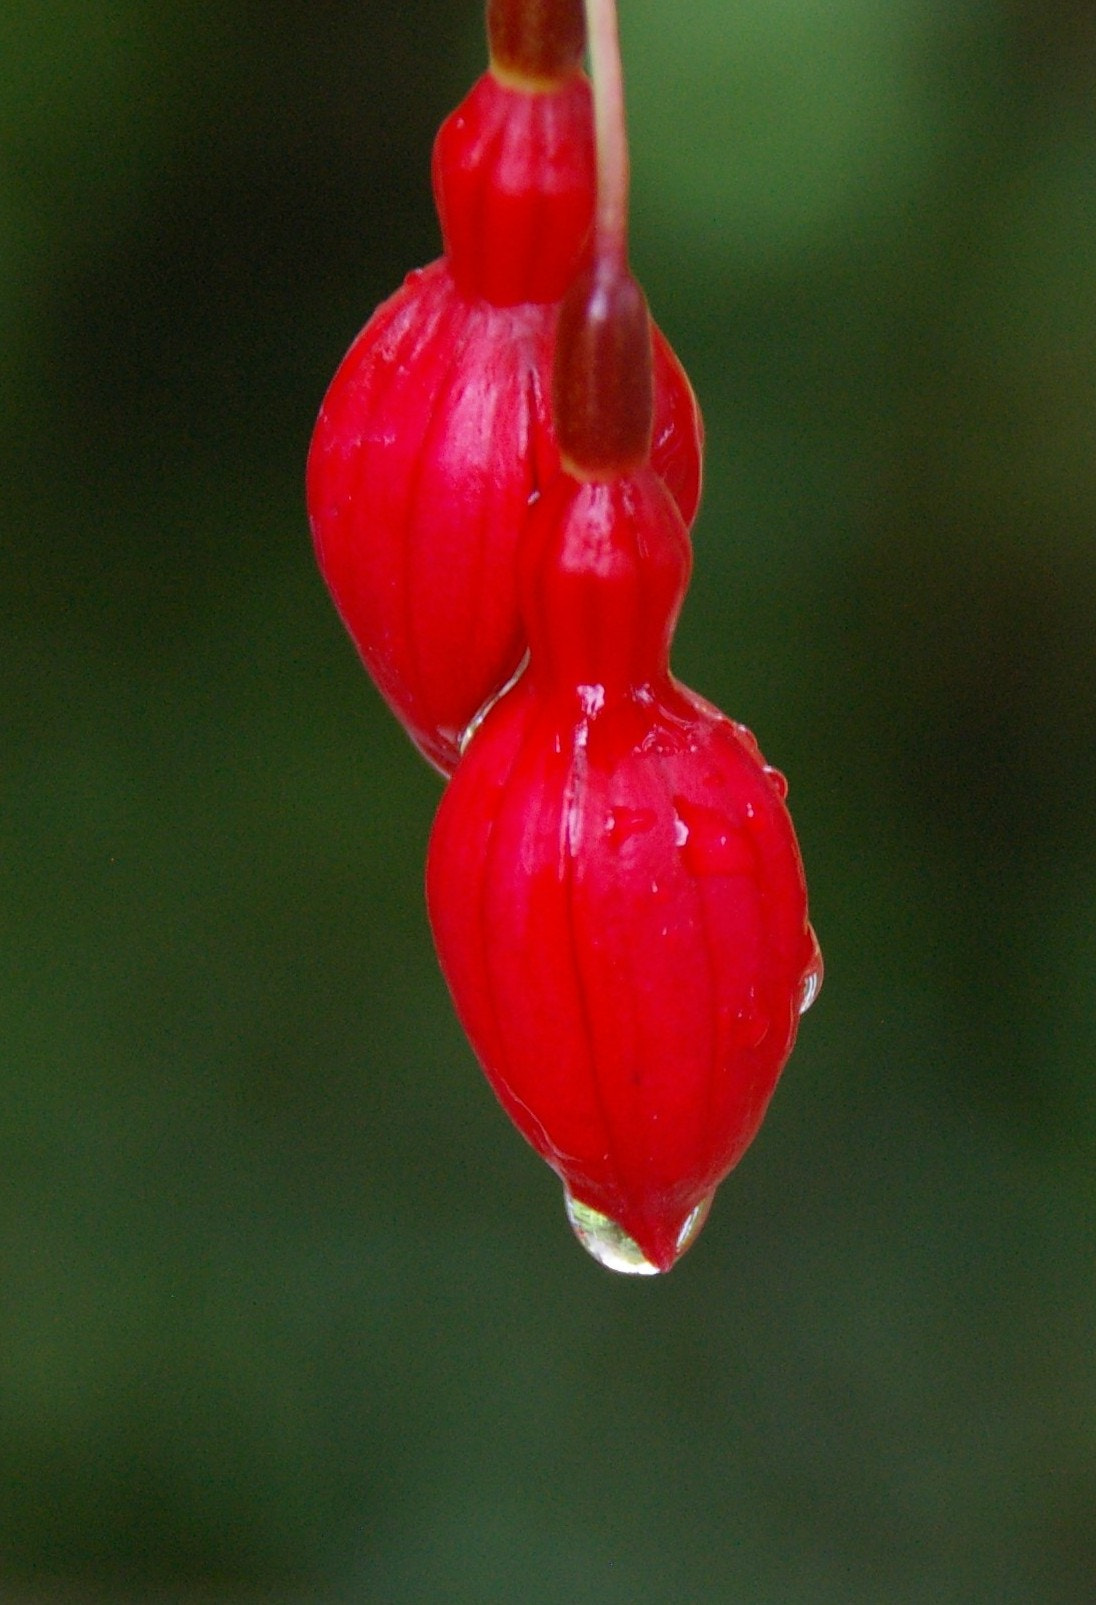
xmin=427 ymin=471 xmax=819 ymax=1272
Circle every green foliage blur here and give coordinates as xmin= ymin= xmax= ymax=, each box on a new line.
xmin=2 ymin=2 xmax=1094 ymax=1600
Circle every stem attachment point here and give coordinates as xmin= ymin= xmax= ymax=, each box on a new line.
xmin=553 ymin=257 xmax=653 ymax=478
xmin=488 ymin=0 xmax=586 ymax=86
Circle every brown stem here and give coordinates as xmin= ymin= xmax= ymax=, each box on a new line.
xmin=553 ymin=261 xmax=653 ymax=477
xmin=487 ymin=0 xmax=586 ymax=85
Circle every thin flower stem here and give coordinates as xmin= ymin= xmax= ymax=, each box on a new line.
xmin=583 ymin=0 xmax=629 ymax=267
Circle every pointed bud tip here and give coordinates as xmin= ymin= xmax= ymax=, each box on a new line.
xmin=487 ymin=0 xmax=586 ymax=84
xmin=553 ymin=260 xmax=654 ymax=478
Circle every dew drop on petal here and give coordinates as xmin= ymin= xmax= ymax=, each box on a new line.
xmin=797 ymin=923 xmax=824 ymax=1015
xmin=577 ymin=682 xmax=606 ymax=718
xmin=564 ymin=1192 xmax=660 ymax=1275
xmin=605 ymin=805 xmax=657 ymax=847
xmin=731 ymin=720 xmax=762 ymax=760
xmin=675 ymin=1191 xmax=714 ymax=1257
xmin=674 ymin=798 xmax=753 ymax=877
xmin=763 ymin=765 xmax=789 ymax=799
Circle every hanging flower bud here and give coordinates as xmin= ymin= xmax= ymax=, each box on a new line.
xmin=307 ymin=0 xmax=703 ymax=773
xmin=433 ymin=56 xmax=592 ymax=307
xmin=427 ymin=466 xmax=820 ymax=1272
xmin=426 ymin=251 xmax=819 ymax=1273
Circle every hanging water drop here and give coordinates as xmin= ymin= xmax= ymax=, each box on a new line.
xmin=797 ymin=924 xmax=824 ymax=1015
xmin=564 ymin=1192 xmax=660 ymax=1274
xmin=675 ymin=1192 xmax=714 ymax=1255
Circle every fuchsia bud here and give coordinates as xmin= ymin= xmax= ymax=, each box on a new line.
xmin=306 ymin=3 xmax=702 ymax=773
xmin=426 ymin=259 xmax=820 ymax=1273
xmin=427 ymin=470 xmax=820 ymax=1272
xmin=433 ymin=71 xmax=594 ymax=308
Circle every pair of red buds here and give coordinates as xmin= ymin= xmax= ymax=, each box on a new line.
xmin=307 ymin=0 xmax=820 ymax=1273
xmin=308 ymin=1 xmax=700 ymax=774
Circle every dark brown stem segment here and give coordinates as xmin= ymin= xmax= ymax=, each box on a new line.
xmin=553 ymin=257 xmax=653 ymax=477
xmin=487 ymin=0 xmax=586 ymax=82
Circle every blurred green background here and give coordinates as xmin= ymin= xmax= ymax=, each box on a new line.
xmin=2 ymin=2 xmax=1094 ymax=1600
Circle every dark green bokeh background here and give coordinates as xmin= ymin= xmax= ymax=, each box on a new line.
xmin=3 ymin=3 xmax=1095 ymax=1600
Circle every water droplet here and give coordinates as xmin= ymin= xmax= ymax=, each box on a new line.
xmin=730 ymin=720 xmax=762 ymax=759
xmin=639 ymin=726 xmax=676 ymax=757
xmin=577 ymin=682 xmax=606 ymax=718
xmin=674 ymin=798 xmax=754 ymax=877
xmin=564 ymin=1192 xmax=660 ymax=1275
xmin=764 ymin=765 xmax=789 ymax=800
xmin=605 ymin=805 xmax=657 ymax=846
xmin=458 ymin=652 xmax=528 ymax=755
xmin=798 ymin=924 xmax=824 ymax=1015
xmin=675 ymin=1192 xmax=714 ymax=1256
xmin=458 ymin=714 xmax=483 ymax=757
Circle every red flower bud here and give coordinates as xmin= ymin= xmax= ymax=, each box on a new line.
xmin=427 ymin=470 xmax=820 ymax=1273
xmin=307 ymin=69 xmax=703 ymax=773
xmin=433 ymin=70 xmax=594 ymax=307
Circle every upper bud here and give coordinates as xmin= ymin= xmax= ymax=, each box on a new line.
xmin=433 ymin=72 xmax=595 ymax=306
xmin=309 ymin=268 xmax=703 ymax=774
xmin=553 ymin=258 xmax=654 ymax=477
xmin=310 ymin=0 xmax=704 ymax=774
xmin=487 ymin=0 xmax=586 ymax=85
